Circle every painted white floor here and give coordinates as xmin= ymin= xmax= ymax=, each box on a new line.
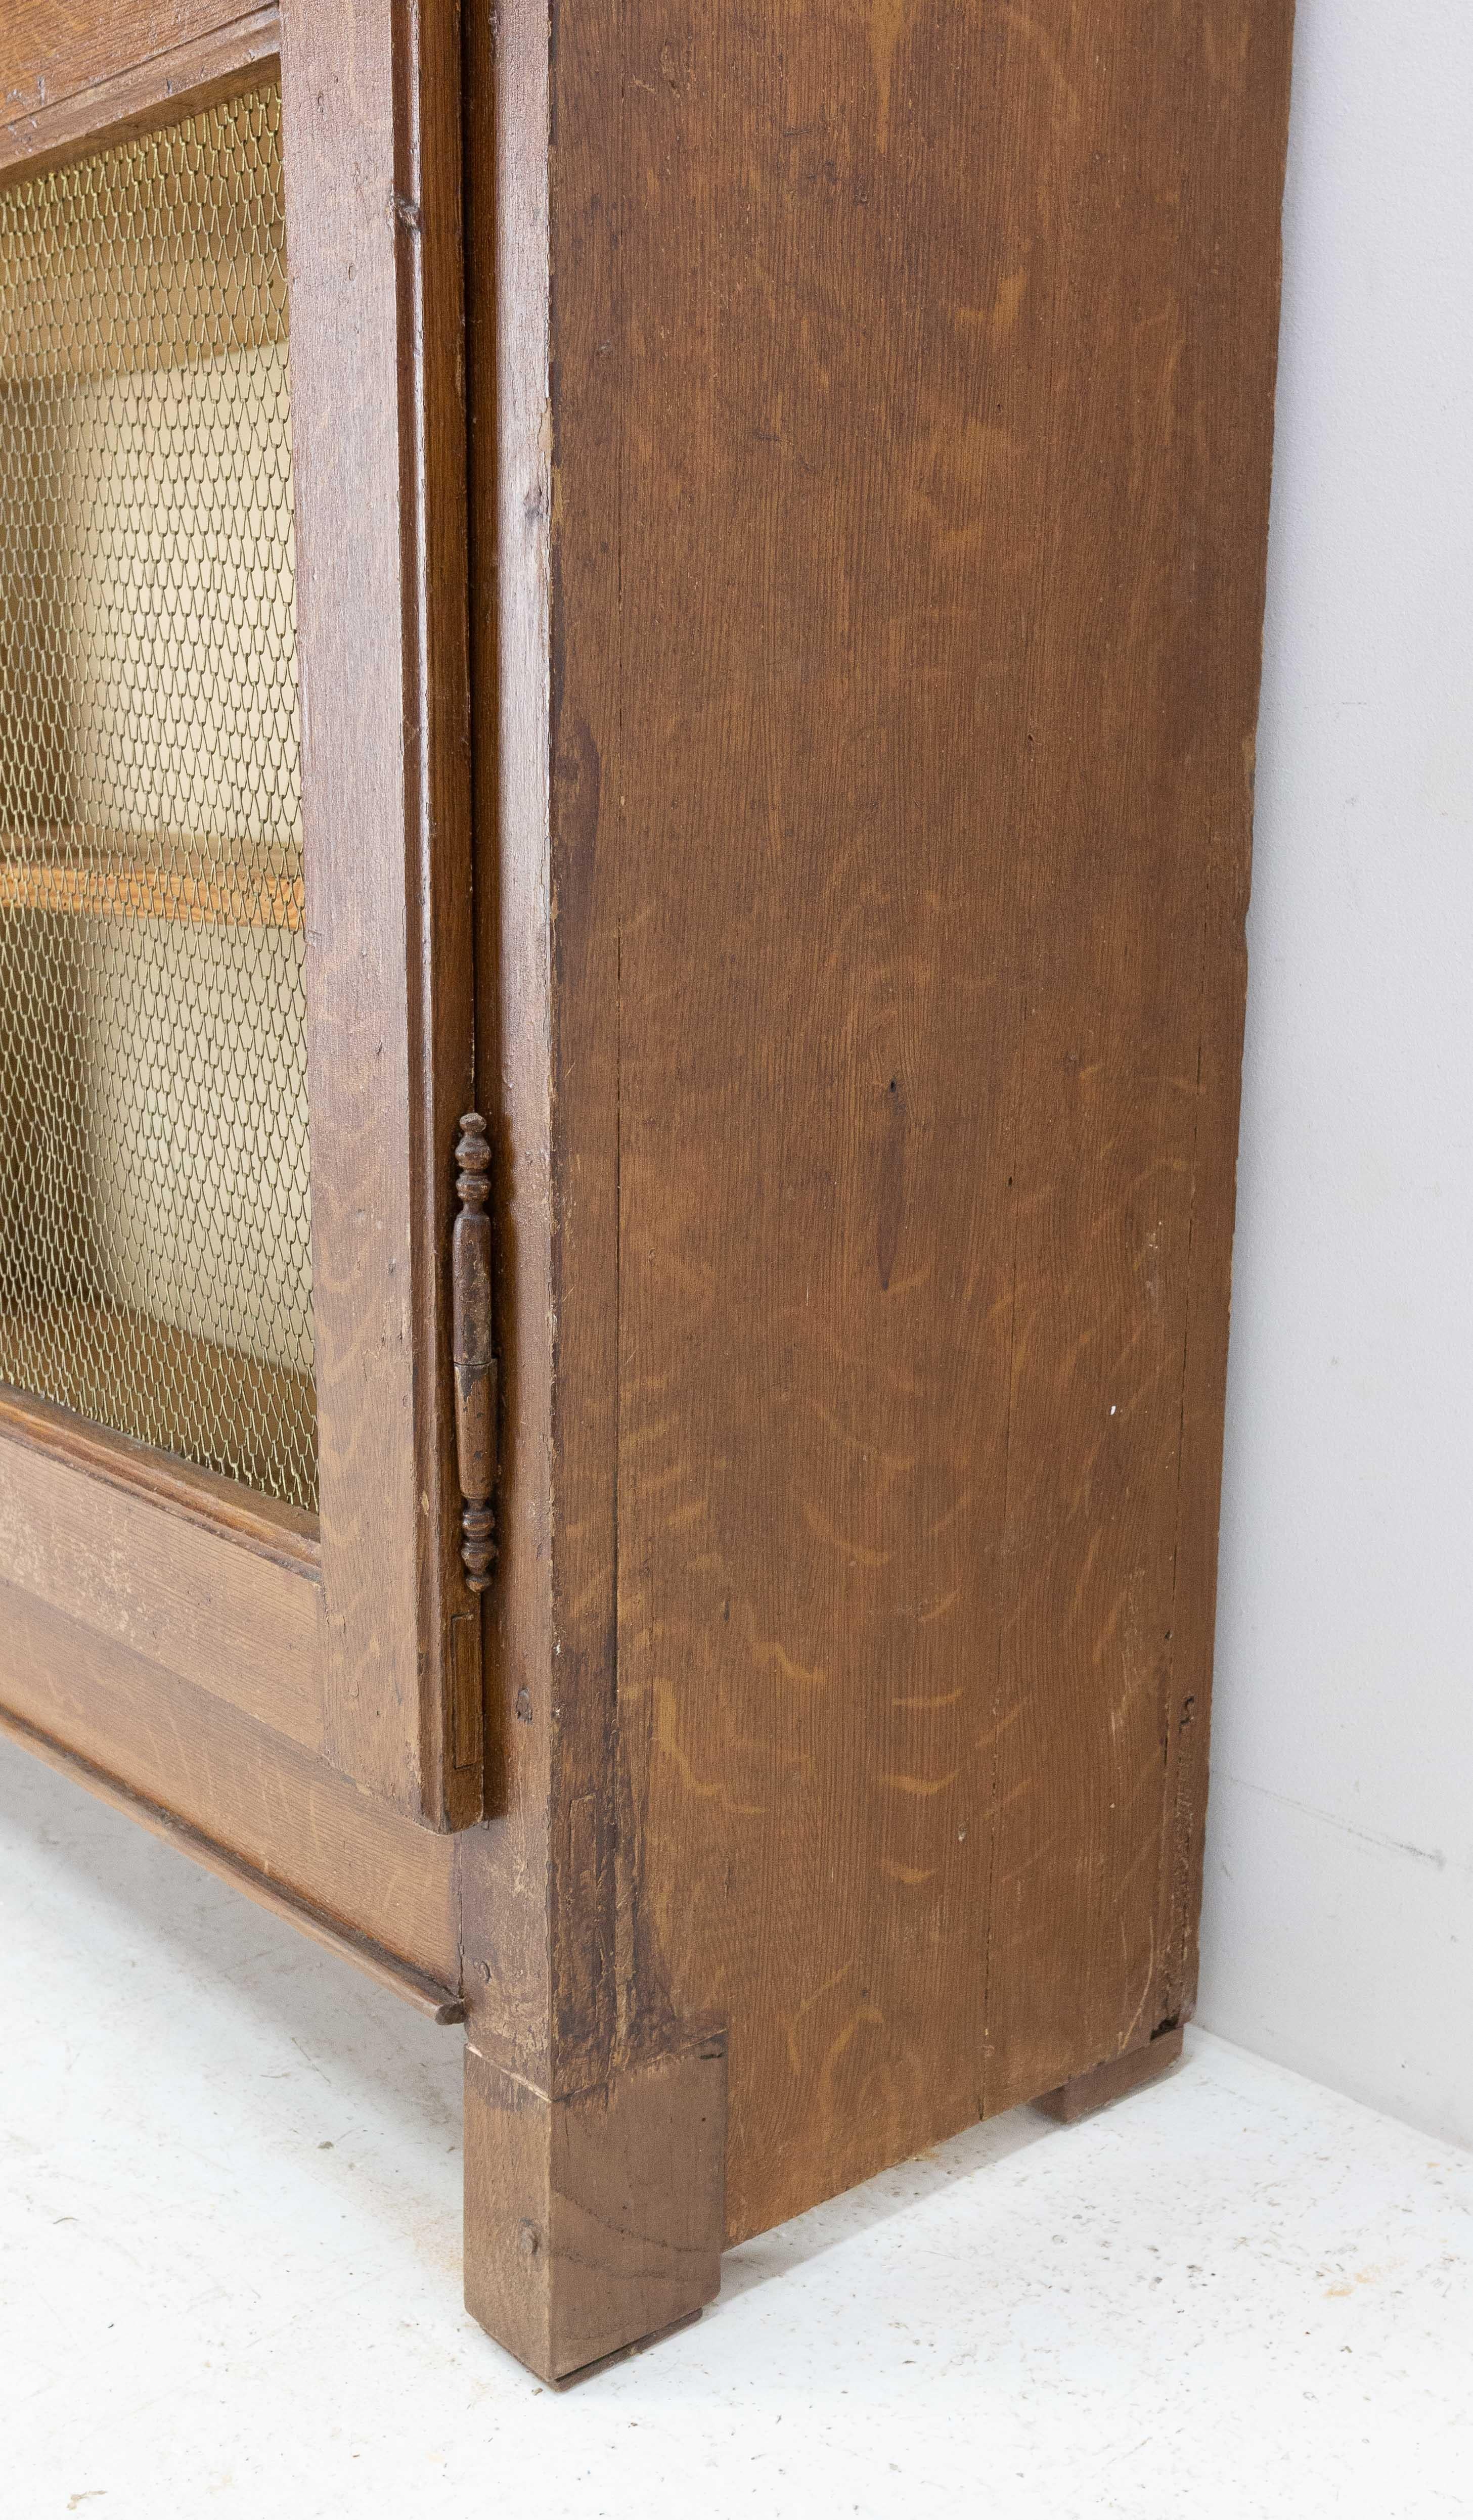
xmin=2 ymin=1738 xmax=1469 ymax=2520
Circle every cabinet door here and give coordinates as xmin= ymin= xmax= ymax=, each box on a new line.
xmin=0 ymin=1 xmax=481 ymax=1830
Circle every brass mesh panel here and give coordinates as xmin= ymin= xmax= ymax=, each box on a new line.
xmin=0 ymin=86 xmax=317 ymax=1513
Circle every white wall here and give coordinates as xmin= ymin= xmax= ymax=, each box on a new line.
xmin=1199 ymin=0 xmax=1473 ymax=2149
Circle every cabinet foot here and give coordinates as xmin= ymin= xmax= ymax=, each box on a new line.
xmin=1033 ymin=2021 xmax=1186 ymax=2125
xmin=463 ymin=2036 xmax=727 ymax=2382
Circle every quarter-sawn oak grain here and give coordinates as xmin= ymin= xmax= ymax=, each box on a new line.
xmin=455 ymin=0 xmax=1296 ymax=2267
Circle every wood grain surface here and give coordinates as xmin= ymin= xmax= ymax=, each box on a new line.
xmin=463 ymin=2039 xmax=727 ymax=2383
xmin=0 ymin=1393 xmax=322 ymax=1746
xmin=0 ymin=3 xmax=277 ymax=175
xmin=459 ymin=0 xmax=1296 ymax=2252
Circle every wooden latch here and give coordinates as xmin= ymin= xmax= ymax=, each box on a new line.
xmin=452 ymin=1113 xmax=498 ymax=1591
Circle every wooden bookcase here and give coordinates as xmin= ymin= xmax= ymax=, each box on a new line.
xmin=0 ymin=0 xmax=1295 ymax=2381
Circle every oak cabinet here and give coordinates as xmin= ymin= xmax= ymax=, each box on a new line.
xmin=0 ymin=0 xmax=1295 ymax=2381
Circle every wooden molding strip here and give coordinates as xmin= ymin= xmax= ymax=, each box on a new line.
xmin=0 ymin=7 xmax=281 ymax=181
xmin=0 ymin=1379 xmax=320 ymax=1574
xmin=0 ymin=1699 xmax=466 ymax=2025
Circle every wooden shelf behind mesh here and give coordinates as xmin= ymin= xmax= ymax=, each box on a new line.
xmin=0 ymin=830 xmax=304 ymax=929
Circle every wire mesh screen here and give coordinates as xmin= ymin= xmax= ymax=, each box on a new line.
xmin=0 ymin=84 xmax=317 ymax=1514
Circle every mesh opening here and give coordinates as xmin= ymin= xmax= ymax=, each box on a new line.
xmin=0 ymin=84 xmax=317 ymax=1515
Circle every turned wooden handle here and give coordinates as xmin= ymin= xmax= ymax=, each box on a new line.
xmin=452 ymin=1114 xmax=498 ymax=1592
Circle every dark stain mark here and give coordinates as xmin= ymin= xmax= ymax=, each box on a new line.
xmin=551 ymin=712 xmax=602 ymax=1008
xmin=876 ymin=1075 xmax=906 ymax=1291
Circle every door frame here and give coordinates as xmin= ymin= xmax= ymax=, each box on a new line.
xmin=0 ymin=0 xmax=483 ymax=1832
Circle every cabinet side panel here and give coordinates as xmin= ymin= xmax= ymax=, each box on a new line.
xmin=979 ymin=11 xmax=1292 ymax=2114
xmin=543 ymin=0 xmax=1293 ymax=2233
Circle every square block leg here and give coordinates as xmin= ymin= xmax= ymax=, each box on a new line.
xmin=1033 ymin=2022 xmax=1186 ymax=2125
xmin=464 ymin=2037 xmax=727 ymax=2381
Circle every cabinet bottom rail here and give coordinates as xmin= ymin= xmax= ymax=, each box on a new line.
xmin=0 ymin=1700 xmax=466 ymax=2025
